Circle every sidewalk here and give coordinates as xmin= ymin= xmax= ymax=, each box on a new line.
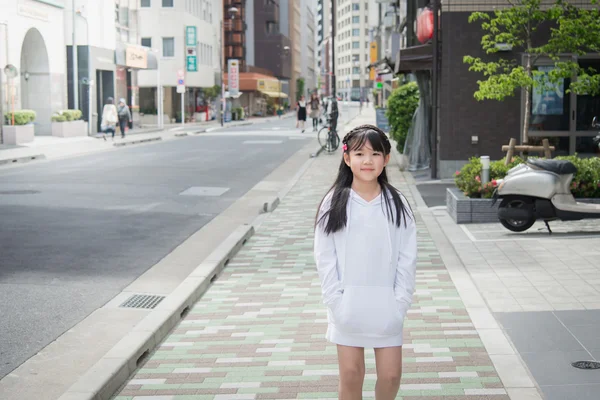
xmin=112 ymin=109 xmax=537 ymax=400
xmin=0 ymin=112 xmax=295 ymax=166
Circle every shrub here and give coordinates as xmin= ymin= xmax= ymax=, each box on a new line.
xmin=51 ymin=110 xmax=82 ymax=122
xmin=455 ymin=155 xmax=600 ymax=199
xmin=4 ymin=110 xmax=36 ymax=125
xmin=385 ymin=82 xmax=419 ymax=153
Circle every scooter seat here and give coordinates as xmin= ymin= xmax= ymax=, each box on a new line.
xmin=528 ymin=159 xmax=577 ymax=175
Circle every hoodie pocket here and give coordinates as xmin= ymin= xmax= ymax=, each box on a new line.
xmin=332 ymin=286 xmax=404 ymax=336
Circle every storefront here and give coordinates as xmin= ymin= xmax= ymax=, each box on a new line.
xmin=225 ymin=72 xmax=287 ymax=117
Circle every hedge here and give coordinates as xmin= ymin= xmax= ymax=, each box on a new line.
xmin=455 ymin=155 xmax=600 ymax=199
xmin=385 ymin=82 xmax=419 ymax=153
xmin=4 ymin=110 xmax=36 ymax=126
xmin=52 ymin=109 xmax=82 ymax=122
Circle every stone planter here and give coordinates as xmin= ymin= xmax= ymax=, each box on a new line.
xmin=51 ymin=120 xmax=87 ymax=138
xmin=446 ymin=187 xmax=499 ymax=224
xmin=447 ymin=186 xmax=600 ymax=224
xmin=2 ymin=124 xmax=34 ymax=145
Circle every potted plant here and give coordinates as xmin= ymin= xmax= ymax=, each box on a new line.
xmin=3 ymin=110 xmax=36 ymax=145
xmin=51 ymin=109 xmax=86 ymax=137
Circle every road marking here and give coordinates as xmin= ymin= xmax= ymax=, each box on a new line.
xmin=243 ymin=140 xmax=283 ymax=144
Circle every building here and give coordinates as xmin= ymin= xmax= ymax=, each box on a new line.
xmin=301 ymin=4 xmax=317 ymax=97
xmin=0 ymin=0 xmax=67 ymax=138
xmin=243 ymin=0 xmax=291 ymax=114
xmin=316 ymin=0 xmax=332 ymax=96
xmin=334 ymin=0 xmax=376 ymax=101
xmin=137 ymin=0 xmax=220 ymax=124
xmin=392 ymin=0 xmax=600 ymax=178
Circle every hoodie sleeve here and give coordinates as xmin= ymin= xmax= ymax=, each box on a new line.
xmin=394 ymin=195 xmax=417 ymax=309
xmin=314 ymin=193 xmax=343 ymax=308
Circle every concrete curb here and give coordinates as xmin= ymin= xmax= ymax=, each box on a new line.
xmin=259 ymin=196 xmax=280 ymax=214
xmin=113 ymin=137 xmax=162 ymax=147
xmin=57 ymin=225 xmax=254 ymax=400
xmin=0 ymin=153 xmax=46 ymax=166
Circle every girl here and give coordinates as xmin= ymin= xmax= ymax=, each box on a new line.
xmin=296 ymin=95 xmax=307 ymax=133
xmin=314 ymin=124 xmax=417 ymax=400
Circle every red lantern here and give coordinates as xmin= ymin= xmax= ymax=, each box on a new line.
xmin=417 ymin=8 xmax=434 ymax=44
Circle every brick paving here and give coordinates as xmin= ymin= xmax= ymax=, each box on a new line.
xmin=114 ymin=142 xmax=509 ymax=399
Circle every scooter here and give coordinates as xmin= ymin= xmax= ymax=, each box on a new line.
xmin=492 ymin=118 xmax=600 ymax=233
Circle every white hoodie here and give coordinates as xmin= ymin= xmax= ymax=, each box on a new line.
xmin=314 ymin=188 xmax=417 ymax=348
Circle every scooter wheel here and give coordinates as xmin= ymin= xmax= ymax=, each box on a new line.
xmin=498 ymin=197 xmax=536 ymax=232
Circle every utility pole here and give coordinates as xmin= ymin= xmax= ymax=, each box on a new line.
xmin=331 ymin=0 xmax=336 ymax=97
xmin=431 ymin=0 xmax=439 ymax=179
xmin=72 ymin=0 xmax=78 ymax=110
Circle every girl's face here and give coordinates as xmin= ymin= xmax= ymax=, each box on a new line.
xmin=343 ymin=139 xmax=390 ymax=183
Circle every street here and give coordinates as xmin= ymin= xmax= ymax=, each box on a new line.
xmin=0 ymin=113 xmax=344 ymax=380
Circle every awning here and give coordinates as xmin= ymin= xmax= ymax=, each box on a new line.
xmin=259 ymin=90 xmax=288 ymax=98
xmin=394 ymin=44 xmax=432 ymax=74
xmin=225 ymin=91 xmax=243 ymax=99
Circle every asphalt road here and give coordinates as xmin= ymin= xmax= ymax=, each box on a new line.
xmin=0 ymin=114 xmax=338 ymax=379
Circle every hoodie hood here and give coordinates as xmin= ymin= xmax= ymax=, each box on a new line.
xmin=350 ymin=188 xmax=383 ymax=207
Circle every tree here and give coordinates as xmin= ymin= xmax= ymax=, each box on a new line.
xmin=463 ymin=0 xmax=600 ymax=144
xmin=296 ymin=77 xmax=305 ymax=100
xmin=203 ymin=85 xmax=221 ymax=100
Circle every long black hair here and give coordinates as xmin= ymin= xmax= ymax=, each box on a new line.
xmin=315 ymin=124 xmax=413 ymax=235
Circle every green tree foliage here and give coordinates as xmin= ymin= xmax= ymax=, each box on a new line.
xmin=463 ymin=0 xmax=600 ymax=143
xmin=386 ymin=82 xmax=419 ymax=152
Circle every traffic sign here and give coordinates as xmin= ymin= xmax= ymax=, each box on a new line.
xmin=177 ymin=69 xmax=184 ymax=79
xmin=177 ymin=85 xmax=185 ymax=94
xmin=177 ymin=78 xmax=184 ymax=85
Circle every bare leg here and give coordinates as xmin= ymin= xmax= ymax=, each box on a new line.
xmin=337 ymin=345 xmax=365 ymax=400
xmin=374 ymin=346 xmax=403 ymax=400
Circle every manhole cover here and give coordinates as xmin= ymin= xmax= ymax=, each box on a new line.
xmin=572 ymin=361 xmax=600 ymax=370
xmin=0 ymin=190 xmax=40 ymax=195
xmin=120 ymin=294 xmax=165 ymax=309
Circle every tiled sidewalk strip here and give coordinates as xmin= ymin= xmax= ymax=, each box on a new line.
xmin=115 ymin=152 xmax=509 ymax=399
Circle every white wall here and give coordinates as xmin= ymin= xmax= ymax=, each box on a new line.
xmin=64 ymin=0 xmax=116 ymax=50
xmin=137 ymin=0 xmax=220 ymax=88
xmin=0 ymin=0 xmax=67 ymax=125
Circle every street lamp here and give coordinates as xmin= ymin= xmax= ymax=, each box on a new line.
xmin=221 ymin=6 xmax=239 ymax=126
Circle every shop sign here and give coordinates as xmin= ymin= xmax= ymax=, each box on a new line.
xmin=126 ymin=46 xmax=148 ymax=69
xmin=228 ymin=59 xmax=240 ymax=97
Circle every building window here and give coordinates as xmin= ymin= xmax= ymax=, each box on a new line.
xmin=162 ymin=37 xmax=174 ymax=57
xmin=352 ymin=16 xmax=359 ymax=23
xmin=141 ymin=0 xmax=150 ymax=7
xmin=352 ymin=41 xmax=359 ymax=49
xmin=352 ymin=29 xmax=359 ymax=36
xmin=162 ymin=0 xmax=173 ymax=7
xmin=353 ymin=67 xmax=360 ymax=74
xmin=352 ymin=3 xmax=359 ymax=11
xmin=141 ymin=37 xmax=152 ymax=48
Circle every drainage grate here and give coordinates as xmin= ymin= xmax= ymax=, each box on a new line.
xmin=120 ymin=294 xmax=165 ymax=309
xmin=572 ymin=361 xmax=600 ymax=370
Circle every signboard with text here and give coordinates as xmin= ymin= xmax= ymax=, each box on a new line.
xmin=186 ymin=26 xmax=197 ymax=72
xmin=228 ymin=59 xmax=240 ymax=97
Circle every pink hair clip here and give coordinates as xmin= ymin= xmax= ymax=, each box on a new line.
xmin=342 ymin=143 xmax=348 ymax=152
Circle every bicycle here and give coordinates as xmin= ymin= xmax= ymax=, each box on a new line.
xmin=317 ymin=116 xmax=340 ymax=153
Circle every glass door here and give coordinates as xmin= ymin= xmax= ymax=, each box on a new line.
xmin=527 ymin=62 xmax=573 ymax=156
xmin=575 ymin=57 xmax=600 ymax=156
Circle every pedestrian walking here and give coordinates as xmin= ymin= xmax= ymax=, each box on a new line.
xmin=309 ymin=93 xmax=320 ymax=131
xmin=296 ymin=95 xmax=307 ymax=133
xmin=100 ymin=97 xmax=118 ymax=141
xmin=117 ymin=98 xmax=132 ymax=139
xmin=313 ymin=125 xmax=417 ymax=400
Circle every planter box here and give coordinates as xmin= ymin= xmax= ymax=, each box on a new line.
xmin=446 ymin=187 xmax=499 ymax=224
xmin=447 ymin=187 xmax=600 ymax=224
xmin=2 ymin=124 xmax=34 ymax=145
xmin=52 ymin=120 xmax=87 ymax=138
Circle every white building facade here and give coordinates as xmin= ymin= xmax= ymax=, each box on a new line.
xmin=0 ymin=0 xmax=68 ymax=138
xmin=137 ymin=0 xmax=221 ymax=123
xmin=335 ymin=0 xmax=378 ymax=101
xmin=301 ymin=4 xmax=317 ymax=96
